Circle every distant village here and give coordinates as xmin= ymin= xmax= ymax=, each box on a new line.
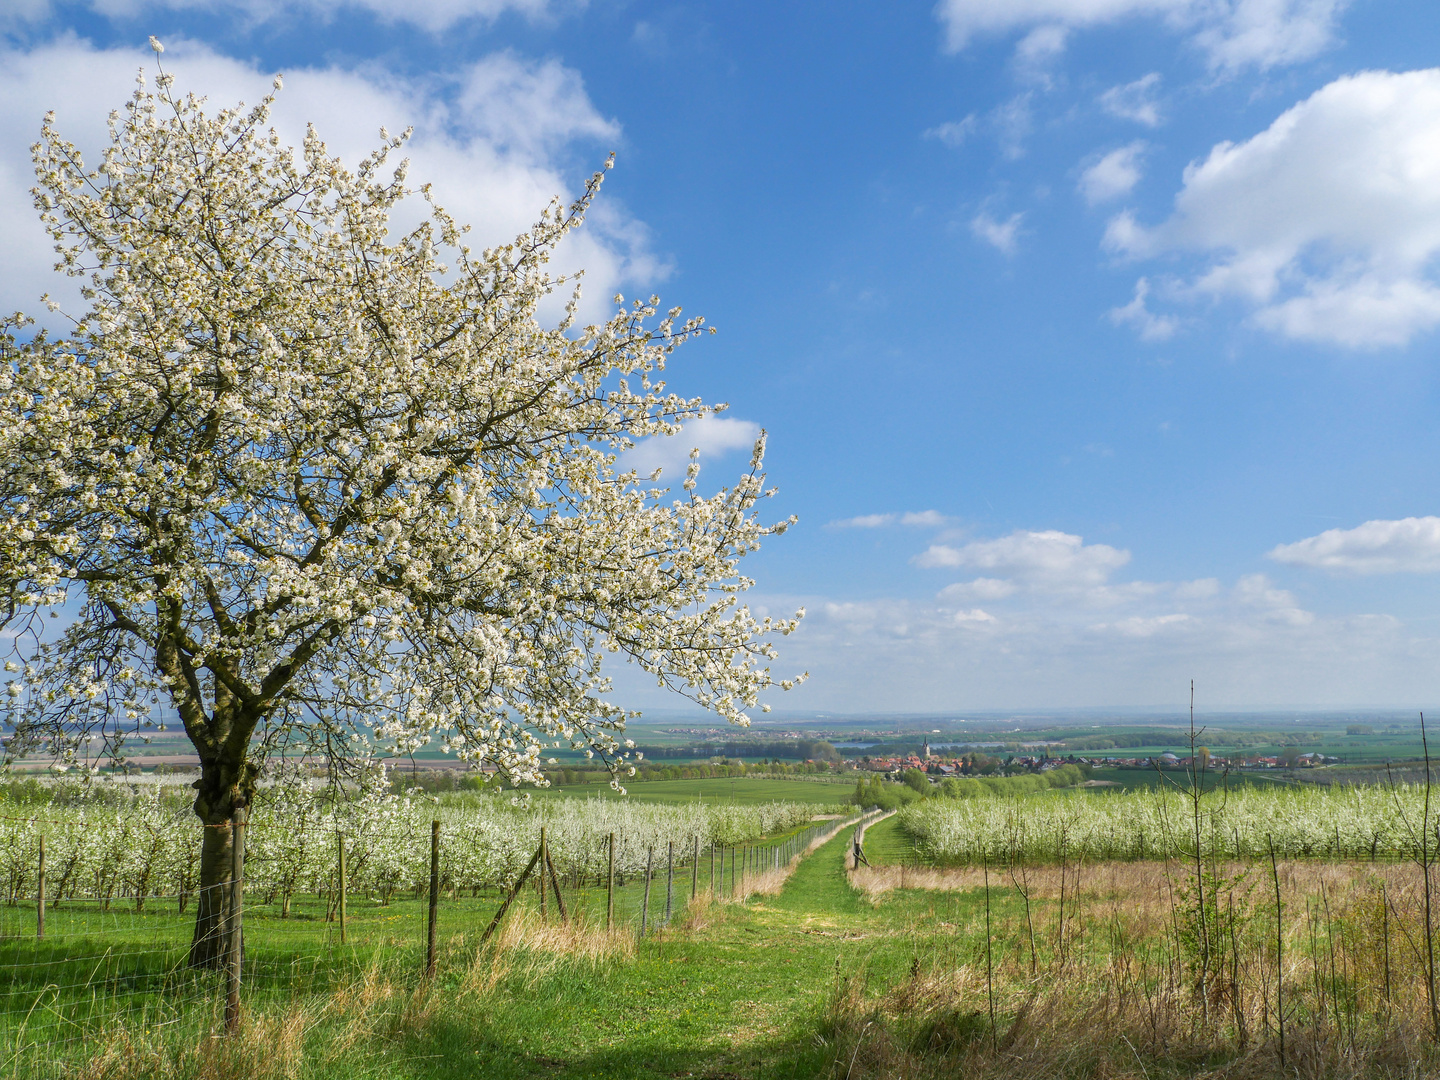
xmin=851 ymin=739 xmax=1339 ymax=782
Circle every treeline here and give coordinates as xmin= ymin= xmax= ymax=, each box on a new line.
xmin=632 ymin=740 xmax=842 ymax=763
xmin=849 ymin=763 xmax=1090 ymax=812
xmin=543 ymin=758 xmax=847 ymax=787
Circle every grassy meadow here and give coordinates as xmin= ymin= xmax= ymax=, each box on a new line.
xmin=5 ymin=780 xmax=1440 ymax=1079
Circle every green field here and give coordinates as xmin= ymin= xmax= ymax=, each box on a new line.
xmin=2 ymin=807 xmax=1435 ymax=1078
xmin=526 ymin=776 xmax=851 ymax=805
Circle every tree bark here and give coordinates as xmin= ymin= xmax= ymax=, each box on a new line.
xmin=190 ymin=816 xmax=234 ymax=969
xmin=188 ymin=744 xmax=256 ymax=970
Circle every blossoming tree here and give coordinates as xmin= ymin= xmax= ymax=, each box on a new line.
xmin=0 ymin=50 xmax=801 ymax=966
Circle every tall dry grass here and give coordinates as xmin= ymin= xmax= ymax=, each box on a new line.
xmin=834 ymin=858 xmax=1440 ymax=1078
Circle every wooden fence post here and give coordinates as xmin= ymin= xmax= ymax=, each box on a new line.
xmin=36 ymin=834 xmax=45 ymax=940
xmin=481 ymin=843 xmax=543 ymax=943
xmin=640 ymin=846 xmax=653 ymax=937
xmin=606 ymin=832 xmax=615 ymax=930
xmin=426 ymin=820 xmax=440 ymax=978
xmin=337 ymin=832 xmax=347 ymax=945
xmin=665 ymin=841 xmax=674 ymax=926
xmin=539 ymin=826 xmax=548 ymax=922
xmin=225 ymin=805 xmax=247 ymax=1034
xmin=544 ymin=843 xmax=568 ymax=924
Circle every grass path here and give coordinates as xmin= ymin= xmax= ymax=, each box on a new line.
xmin=410 ymin=825 xmax=945 ymax=1080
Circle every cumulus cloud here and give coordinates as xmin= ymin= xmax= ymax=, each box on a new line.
xmin=1100 ymin=73 xmax=1164 ymax=127
xmin=914 ymin=529 xmax=1131 ymax=587
xmin=745 ymin=576 xmax=1416 ymax=711
xmin=619 ymin=416 xmax=763 ymax=482
xmin=934 ymin=0 xmax=1349 ymax=72
xmin=971 ymin=210 xmax=1025 ymax=254
xmin=923 ymin=116 xmax=978 ymax=148
xmin=1109 ymin=277 xmax=1179 ymax=341
xmin=0 ymin=38 xmax=658 ymax=325
xmin=1079 ymin=140 xmax=1146 ymax=204
xmin=826 ymin=510 xmax=950 ymax=529
xmin=938 ymin=578 xmax=1019 ymax=601
xmin=1106 ymin=69 xmax=1440 ymax=348
xmin=1269 ymin=517 xmax=1440 ymax=573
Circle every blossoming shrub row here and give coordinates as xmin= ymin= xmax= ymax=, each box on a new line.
xmin=0 ymin=779 xmax=830 ymax=906
xmin=900 ymin=782 xmax=1432 ymax=865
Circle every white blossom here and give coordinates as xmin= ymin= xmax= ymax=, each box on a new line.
xmin=0 ymin=65 xmax=803 ymax=820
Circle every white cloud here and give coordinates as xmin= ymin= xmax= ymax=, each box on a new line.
xmin=992 ymin=94 xmax=1034 ymax=159
xmin=1233 ymin=574 xmax=1313 ymax=626
xmin=1100 ymin=73 xmax=1164 ymax=127
xmin=0 ymin=38 xmax=658 ymax=326
xmin=970 ymin=211 xmax=1025 ymax=254
xmin=828 ymin=513 xmax=896 ymax=529
xmin=619 ymin=416 xmax=762 ymax=482
xmin=1107 ymin=69 xmax=1440 ymax=348
xmin=1096 ymin=612 xmax=1192 ymax=636
xmin=934 ymin=0 xmax=1349 ymax=72
xmin=901 ymin=510 xmax=949 ymax=527
xmin=1079 ymin=140 xmax=1146 ymax=204
xmin=750 ymin=580 xmax=1419 ymax=711
xmin=1269 ymin=517 xmax=1440 ymax=573
xmin=923 ymin=116 xmax=978 ymax=148
xmin=826 ymin=510 xmax=950 ymax=529
xmin=914 ymin=529 xmax=1131 ymax=587
xmin=938 ymin=578 xmax=1019 ymax=601
xmin=1108 ymin=277 xmax=1179 ymax=341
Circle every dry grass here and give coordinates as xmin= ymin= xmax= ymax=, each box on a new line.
xmin=717 ymin=813 xmax=882 ymax=906
xmin=835 ymin=857 xmax=1440 ymax=1079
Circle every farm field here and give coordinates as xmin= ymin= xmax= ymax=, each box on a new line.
xmin=3 ymin=779 xmax=1439 ymax=1077
xmin=5 ymin=812 xmax=1437 ymax=1079
xmin=528 ymin=776 xmax=851 ymax=805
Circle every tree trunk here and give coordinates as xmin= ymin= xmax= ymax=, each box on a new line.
xmin=187 ymin=745 xmax=256 ymax=969
xmin=189 ymin=817 xmax=235 ymax=969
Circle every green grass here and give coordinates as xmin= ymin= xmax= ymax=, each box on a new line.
xmin=857 ymin=813 xmax=919 ymax=866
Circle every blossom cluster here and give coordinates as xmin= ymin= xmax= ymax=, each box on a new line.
xmin=0 ymin=53 xmax=802 ymax=796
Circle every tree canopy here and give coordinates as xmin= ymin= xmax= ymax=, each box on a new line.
xmin=0 ymin=55 xmax=802 ymax=815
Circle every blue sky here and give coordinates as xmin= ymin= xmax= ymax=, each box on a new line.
xmin=5 ymin=0 xmax=1440 ymax=711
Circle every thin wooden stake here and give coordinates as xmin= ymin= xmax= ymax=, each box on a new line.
xmin=665 ymin=840 xmax=674 ymax=926
xmin=539 ymin=826 xmax=548 ymax=922
xmin=1268 ymin=834 xmax=1284 ymax=1068
xmin=544 ymin=846 xmax=568 ymax=924
xmin=36 ymin=834 xmax=44 ymax=941
xmin=225 ymin=805 xmax=246 ymax=1035
xmin=606 ymin=832 xmax=615 ymax=931
xmin=481 ymin=844 xmax=543 ymax=942
xmin=426 ymin=819 xmax=439 ymax=978
xmin=691 ymin=835 xmax=699 ymax=902
xmin=337 ymin=831 xmax=347 ymax=945
xmin=640 ymin=846 xmax=653 ymax=937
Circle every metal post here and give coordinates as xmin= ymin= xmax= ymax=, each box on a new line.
xmin=426 ymin=819 xmax=439 ymax=978
xmin=225 ymin=805 xmax=246 ymax=1034
xmin=606 ymin=832 xmax=615 ymax=931
xmin=36 ymin=834 xmax=45 ymax=940
xmin=337 ymin=832 xmax=347 ymax=945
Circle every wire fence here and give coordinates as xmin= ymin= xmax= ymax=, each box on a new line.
xmin=0 ymin=808 xmax=869 ymax=1076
